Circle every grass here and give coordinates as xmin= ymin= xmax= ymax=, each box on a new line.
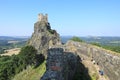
xmin=70 ymin=36 xmax=84 ymax=42
xmin=91 ymin=72 xmax=99 ymax=80
xmin=12 ymin=61 xmax=46 ymax=80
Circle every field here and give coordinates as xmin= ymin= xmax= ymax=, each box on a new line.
xmin=0 ymin=48 xmax=20 ymax=56
xmin=0 ymin=36 xmax=29 ymax=54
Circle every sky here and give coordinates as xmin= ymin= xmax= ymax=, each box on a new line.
xmin=0 ymin=0 xmax=120 ymax=36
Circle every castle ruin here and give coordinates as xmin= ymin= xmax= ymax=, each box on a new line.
xmin=40 ymin=48 xmax=78 ymax=80
xmin=29 ymin=13 xmax=120 ymax=80
xmin=38 ymin=13 xmax=48 ymax=22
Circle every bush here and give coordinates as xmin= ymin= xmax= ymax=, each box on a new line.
xmin=70 ymin=36 xmax=83 ymax=42
xmin=0 ymin=45 xmax=45 ymax=80
xmin=19 ymin=46 xmax=37 ymax=65
xmin=102 ymin=46 xmax=120 ymax=53
xmin=90 ymin=42 xmax=120 ymax=53
xmin=90 ymin=42 xmax=101 ymax=47
xmin=48 ymin=29 xmax=56 ymax=34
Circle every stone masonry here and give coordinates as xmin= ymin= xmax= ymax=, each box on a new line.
xmin=40 ymin=48 xmax=78 ymax=80
xmin=65 ymin=40 xmax=120 ymax=80
xmin=38 ymin=13 xmax=48 ymax=22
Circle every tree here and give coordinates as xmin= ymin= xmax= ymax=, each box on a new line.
xmin=19 ymin=45 xmax=37 ymax=65
xmin=90 ymin=42 xmax=101 ymax=47
xmin=70 ymin=36 xmax=83 ymax=42
xmin=0 ymin=45 xmax=45 ymax=80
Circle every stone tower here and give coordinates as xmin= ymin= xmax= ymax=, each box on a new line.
xmin=38 ymin=13 xmax=48 ymax=22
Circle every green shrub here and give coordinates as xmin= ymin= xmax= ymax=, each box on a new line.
xmin=90 ymin=42 xmax=120 ymax=53
xmin=70 ymin=36 xmax=83 ymax=42
xmin=48 ymin=29 xmax=56 ymax=34
xmin=102 ymin=46 xmax=120 ymax=53
xmin=90 ymin=42 xmax=101 ymax=47
xmin=0 ymin=46 xmax=45 ymax=80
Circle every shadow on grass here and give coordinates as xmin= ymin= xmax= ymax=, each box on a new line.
xmin=73 ymin=56 xmax=92 ymax=80
xmin=34 ymin=54 xmax=45 ymax=68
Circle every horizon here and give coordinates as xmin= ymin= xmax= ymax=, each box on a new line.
xmin=0 ymin=35 xmax=120 ymax=38
xmin=0 ymin=0 xmax=120 ymax=36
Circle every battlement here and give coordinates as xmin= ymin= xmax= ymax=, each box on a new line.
xmin=38 ymin=13 xmax=48 ymax=22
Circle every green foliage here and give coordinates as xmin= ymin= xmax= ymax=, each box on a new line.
xmin=13 ymin=61 xmax=46 ymax=80
xmin=102 ymin=46 xmax=120 ymax=53
xmin=0 ymin=38 xmax=27 ymax=55
xmin=19 ymin=46 xmax=37 ymax=65
xmin=0 ymin=50 xmax=4 ymax=54
xmin=46 ymin=23 xmax=56 ymax=34
xmin=48 ymin=29 xmax=56 ymax=34
xmin=90 ymin=42 xmax=101 ymax=47
xmin=0 ymin=46 xmax=45 ymax=80
xmin=0 ymin=47 xmax=4 ymax=54
xmin=90 ymin=42 xmax=120 ymax=53
xmin=70 ymin=36 xmax=83 ymax=42
xmin=73 ymin=57 xmax=92 ymax=80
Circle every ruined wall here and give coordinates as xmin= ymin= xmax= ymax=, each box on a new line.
xmin=65 ymin=40 xmax=120 ymax=80
xmin=38 ymin=13 xmax=48 ymax=22
xmin=40 ymin=48 xmax=78 ymax=80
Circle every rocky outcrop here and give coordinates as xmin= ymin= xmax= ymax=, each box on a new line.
xmin=40 ymin=48 xmax=78 ymax=80
xmin=28 ymin=14 xmax=61 ymax=55
xmin=65 ymin=40 xmax=120 ymax=80
xmin=28 ymin=13 xmax=120 ymax=80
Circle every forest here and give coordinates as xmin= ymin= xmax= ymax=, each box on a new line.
xmin=0 ymin=46 xmax=45 ymax=80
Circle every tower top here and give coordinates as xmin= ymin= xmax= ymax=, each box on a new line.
xmin=38 ymin=13 xmax=48 ymax=22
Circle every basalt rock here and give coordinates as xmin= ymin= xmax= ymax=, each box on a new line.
xmin=28 ymin=13 xmax=120 ymax=80
xmin=65 ymin=40 xmax=120 ymax=80
xmin=28 ymin=14 xmax=61 ymax=56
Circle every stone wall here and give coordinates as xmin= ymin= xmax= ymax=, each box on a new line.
xmin=38 ymin=13 xmax=48 ymax=22
xmin=65 ymin=40 xmax=120 ymax=80
xmin=40 ymin=48 xmax=78 ymax=80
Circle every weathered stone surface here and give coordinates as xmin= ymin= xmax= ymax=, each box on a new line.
xmin=28 ymin=13 xmax=120 ymax=80
xmin=65 ymin=40 xmax=120 ymax=80
xmin=40 ymin=48 xmax=78 ymax=80
xmin=28 ymin=14 xmax=61 ymax=55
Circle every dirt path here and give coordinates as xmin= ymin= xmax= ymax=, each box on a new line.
xmin=82 ymin=58 xmax=109 ymax=80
